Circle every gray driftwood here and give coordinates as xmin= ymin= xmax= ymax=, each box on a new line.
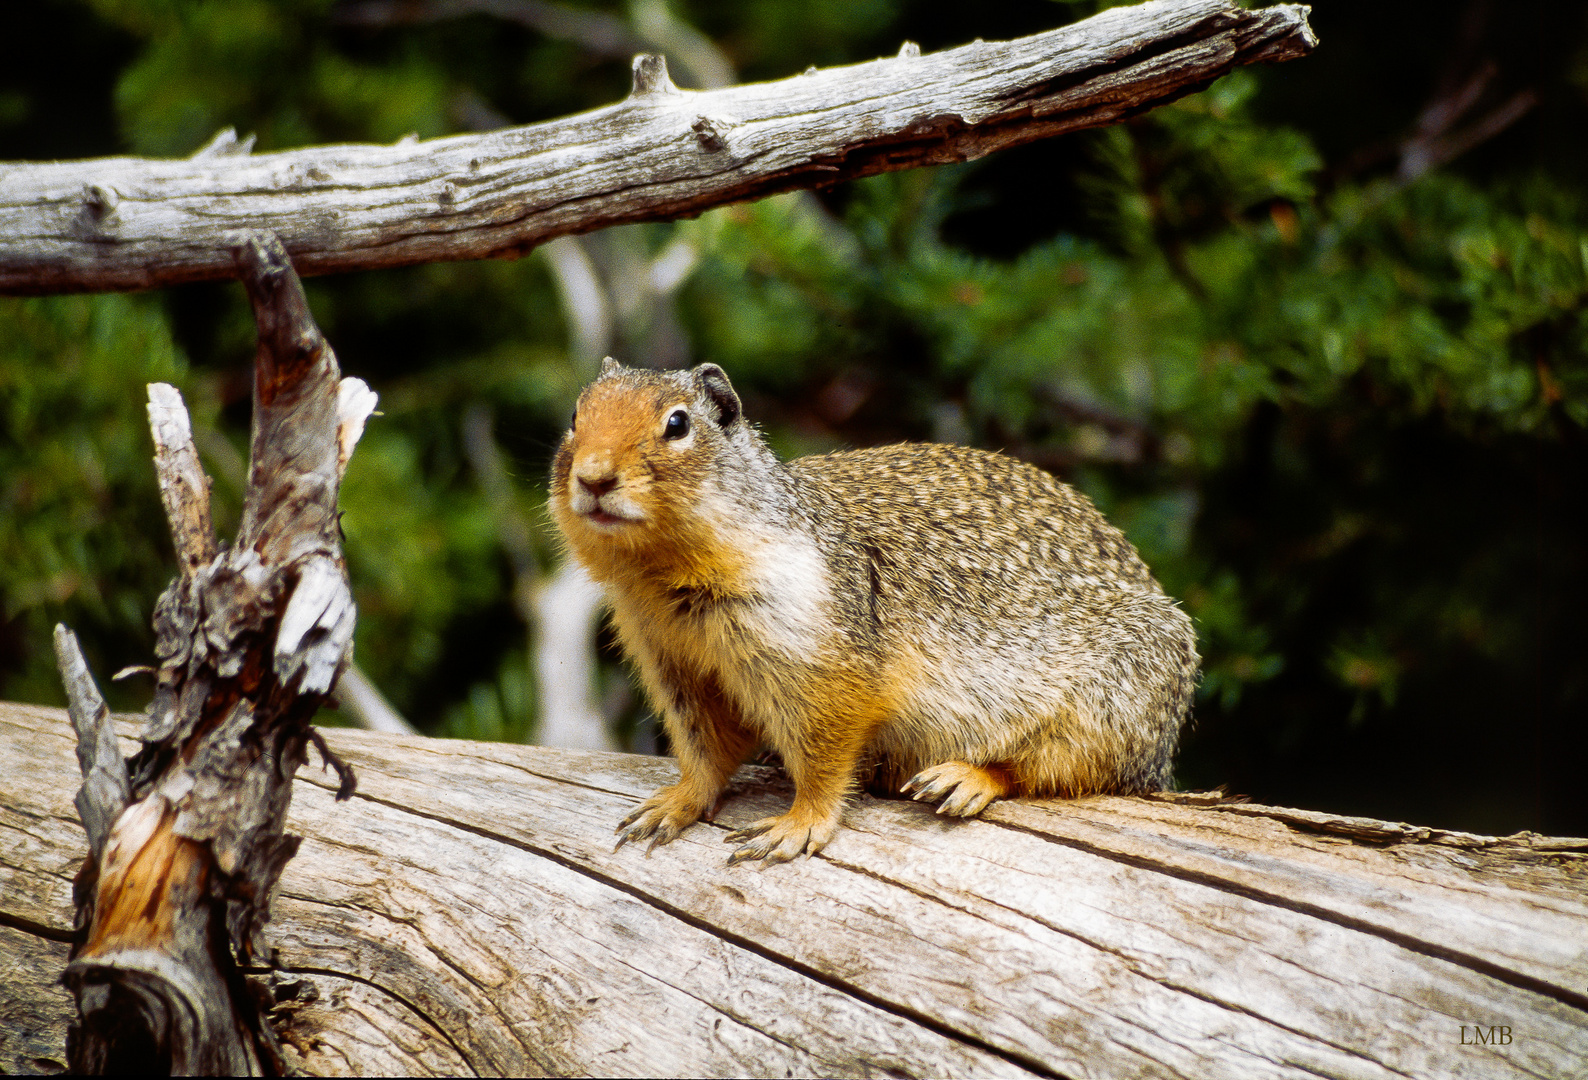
xmin=43 ymin=233 xmax=376 ymax=1074
xmin=3 ymin=701 xmax=1584 ymax=1079
xmin=0 ymin=0 xmax=1315 ymax=296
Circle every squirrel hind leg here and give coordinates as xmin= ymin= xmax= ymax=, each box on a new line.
xmin=1004 ymin=732 xmax=1156 ymax=798
xmin=901 ymin=762 xmax=1016 ymax=817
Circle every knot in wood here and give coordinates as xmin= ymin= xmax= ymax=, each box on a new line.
xmin=81 ymin=184 xmax=119 ymax=218
xmin=692 ymin=116 xmax=730 ymax=153
xmin=292 ymin=330 xmax=319 ymax=361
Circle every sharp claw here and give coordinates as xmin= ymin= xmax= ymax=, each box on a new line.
xmin=613 ymin=784 xmax=718 ymax=855
xmin=722 ymin=809 xmax=835 ymax=865
xmin=904 ymin=763 xmax=1008 ymax=817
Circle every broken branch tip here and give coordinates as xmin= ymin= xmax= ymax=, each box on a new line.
xmin=630 ymin=53 xmax=680 ymax=98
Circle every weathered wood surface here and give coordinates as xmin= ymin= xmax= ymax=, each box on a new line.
xmin=4 ymin=701 xmax=1585 ymax=1079
xmin=0 ymin=0 xmax=1315 ymax=296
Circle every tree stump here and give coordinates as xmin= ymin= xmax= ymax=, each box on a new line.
xmin=4 ymin=700 xmax=1584 ymax=1078
xmin=37 ymin=231 xmax=376 ymax=1074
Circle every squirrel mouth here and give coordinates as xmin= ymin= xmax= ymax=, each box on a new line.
xmin=585 ymin=507 xmax=632 ymax=527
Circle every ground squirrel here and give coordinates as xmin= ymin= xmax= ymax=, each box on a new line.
xmin=551 ymin=360 xmax=1199 ymax=864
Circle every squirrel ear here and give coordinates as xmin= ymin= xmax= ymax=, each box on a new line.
xmin=599 ymin=357 xmax=622 ymax=378
xmin=694 ymin=364 xmax=742 ymax=428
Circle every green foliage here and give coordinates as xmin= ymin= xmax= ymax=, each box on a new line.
xmin=693 ymin=0 xmax=896 ymax=78
xmin=90 ymin=0 xmax=454 ymax=152
xmin=3 ymin=1 xmax=1584 ymax=833
xmin=0 ymin=294 xmax=189 ymax=707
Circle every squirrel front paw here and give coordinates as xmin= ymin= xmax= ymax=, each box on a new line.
xmin=901 ymin=761 xmax=1013 ymax=817
xmin=722 ymin=805 xmax=840 ymax=865
xmin=614 ymin=784 xmax=710 ymax=854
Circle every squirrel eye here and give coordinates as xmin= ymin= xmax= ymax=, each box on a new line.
xmin=663 ymin=409 xmax=691 ymax=440
xmin=569 ymin=407 xmax=578 ymax=431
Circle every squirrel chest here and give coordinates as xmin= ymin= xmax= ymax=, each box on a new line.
xmin=551 ymin=360 xmax=1198 ymax=864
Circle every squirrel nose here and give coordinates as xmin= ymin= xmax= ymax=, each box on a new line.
xmin=578 ymin=474 xmax=617 ymax=498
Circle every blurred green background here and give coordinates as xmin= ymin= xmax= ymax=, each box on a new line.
xmin=2 ymin=0 xmax=1584 ymax=834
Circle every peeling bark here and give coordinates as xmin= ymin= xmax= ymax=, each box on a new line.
xmin=0 ymin=0 xmax=1316 ymax=295
xmin=50 ymin=234 xmax=376 ymax=1074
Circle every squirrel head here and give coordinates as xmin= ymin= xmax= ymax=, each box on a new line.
xmin=551 ymin=360 xmax=763 ymax=583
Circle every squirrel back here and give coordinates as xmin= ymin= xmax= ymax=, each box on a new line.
xmin=552 ymin=361 xmax=1198 ymax=863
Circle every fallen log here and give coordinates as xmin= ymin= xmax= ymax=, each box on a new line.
xmin=0 ymin=0 xmax=1315 ymax=296
xmin=4 ymin=700 xmax=1584 ymax=1078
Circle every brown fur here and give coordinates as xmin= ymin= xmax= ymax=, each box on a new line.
xmin=552 ymin=361 xmax=1199 ymax=864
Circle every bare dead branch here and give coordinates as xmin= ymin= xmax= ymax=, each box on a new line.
xmin=0 ymin=0 xmax=1315 ymax=296
xmin=147 ymin=383 xmax=219 ymax=576
xmin=1398 ymin=88 xmax=1537 ymax=182
xmin=532 ymin=561 xmax=612 ymax=751
xmin=51 ymin=626 xmax=129 ymax=863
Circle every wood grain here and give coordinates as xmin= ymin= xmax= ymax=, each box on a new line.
xmin=0 ymin=0 xmax=1315 ymax=295
xmin=4 ymin=700 xmax=1584 ymax=1079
